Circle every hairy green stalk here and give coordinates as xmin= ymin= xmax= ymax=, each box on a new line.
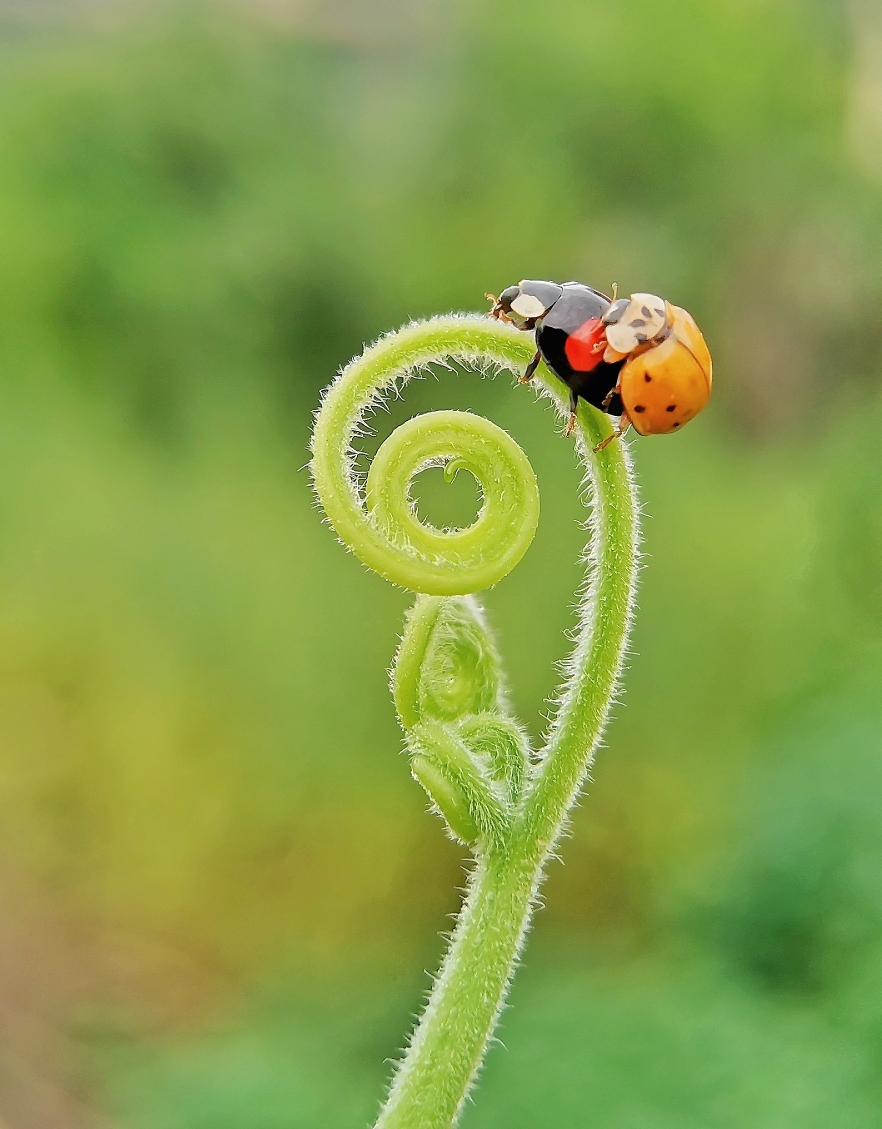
xmin=310 ymin=315 xmax=639 ymax=1129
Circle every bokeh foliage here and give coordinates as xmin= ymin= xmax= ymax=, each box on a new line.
xmin=1 ymin=1 xmax=882 ymax=1126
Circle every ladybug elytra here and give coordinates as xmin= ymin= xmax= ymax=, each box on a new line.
xmin=487 ymin=280 xmax=712 ymax=450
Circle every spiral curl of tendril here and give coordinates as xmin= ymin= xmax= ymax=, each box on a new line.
xmin=311 ymin=315 xmax=544 ymax=595
xmin=310 ymin=313 xmax=640 ymax=1129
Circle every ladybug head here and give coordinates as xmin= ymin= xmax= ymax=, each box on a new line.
xmin=487 ymin=284 xmax=523 ymax=324
xmin=487 ymin=279 xmax=564 ymax=330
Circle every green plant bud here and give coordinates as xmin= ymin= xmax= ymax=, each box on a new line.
xmin=457 ymin=714 xmax=530 ymax=802
xmin=393 ymin=595 xmax=504 ymax=729
xmin=410 ymin=721 xmax=509 ymax=849
xmin=410 ymin=754 xmax=481 ymax=845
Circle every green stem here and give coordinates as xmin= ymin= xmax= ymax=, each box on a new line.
xmin=310 ymin=315 xmax=639 ymax=1129
xmin=375 ymin=851 xmax=538 ymax=1129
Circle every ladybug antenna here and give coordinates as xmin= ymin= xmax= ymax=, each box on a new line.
xmin=611 ymin=282 xmax=618 ymax=301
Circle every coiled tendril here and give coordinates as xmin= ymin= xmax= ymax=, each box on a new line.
xmin=311 ymin=316 xmax=541 ymax=594
xmin=310 ymin=313 xmax=640 ymax=1129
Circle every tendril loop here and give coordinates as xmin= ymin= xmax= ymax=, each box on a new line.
xmin=311 ymin=316 xmax=541 ymax=595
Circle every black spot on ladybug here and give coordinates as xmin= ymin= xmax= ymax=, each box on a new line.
xmin=633 ymin=405 xmax=646 ymax=413
xmin=641 ymin=305 xmax=652 ymax=317
xmin=644 ymin=373 xmax=652 ymax=382
xmin=631 ymin=318 xmax=646 ymax=328
xmin=654 ymin=307 xmax=664 ymax=317
xmin=635 ymin=333 xmax=648 ymax=343
xmin=673 ymin=421 xmax=680 ymax=427
xmin=666 ymin=404 xmax=676 ymax=412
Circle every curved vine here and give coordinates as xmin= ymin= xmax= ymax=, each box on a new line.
xmin=310 ymin=314 xmax=640 ymax=1129
xmin=311 ymin=317 xmax=543 ymax=594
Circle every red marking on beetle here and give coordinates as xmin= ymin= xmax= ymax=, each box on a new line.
xmin=564 ymin=318 xmax=607 ymax=372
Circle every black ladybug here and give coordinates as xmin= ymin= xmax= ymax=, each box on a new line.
xmin=488 ymin=280 xmax=624 ymax=435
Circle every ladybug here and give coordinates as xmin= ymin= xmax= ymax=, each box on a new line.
xmin=487 ymin=280 xmax=712 ymax=450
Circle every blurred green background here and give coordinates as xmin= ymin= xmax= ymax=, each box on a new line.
xmin=1 ymin=0 xmax=882 ymax=1125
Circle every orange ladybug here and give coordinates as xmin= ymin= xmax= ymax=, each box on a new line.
xmin=597 ymin=293 xmax=712 ymax=450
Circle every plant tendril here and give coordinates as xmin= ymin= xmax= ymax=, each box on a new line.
xmin=311 ymin=317 xmax=543 ymax=595
xmin=310 ymin=314 xmax=639 ymax=1129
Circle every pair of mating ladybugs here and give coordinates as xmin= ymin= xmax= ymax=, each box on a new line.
xmin=487 ymin=280 xmax=712 ymax=450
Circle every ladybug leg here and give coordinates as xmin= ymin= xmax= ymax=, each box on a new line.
xmin=593 ymin=432 xmax=616 ymax=453
xmin=518 ymin=350 xmax=542 ymax=385
xmin=593 ymin=379 xmax=626 ymax=447
xmin=565 ymin=389 xmax=579 ymax=437
xmin=593 ymin=413 xmax=632 ymax=454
